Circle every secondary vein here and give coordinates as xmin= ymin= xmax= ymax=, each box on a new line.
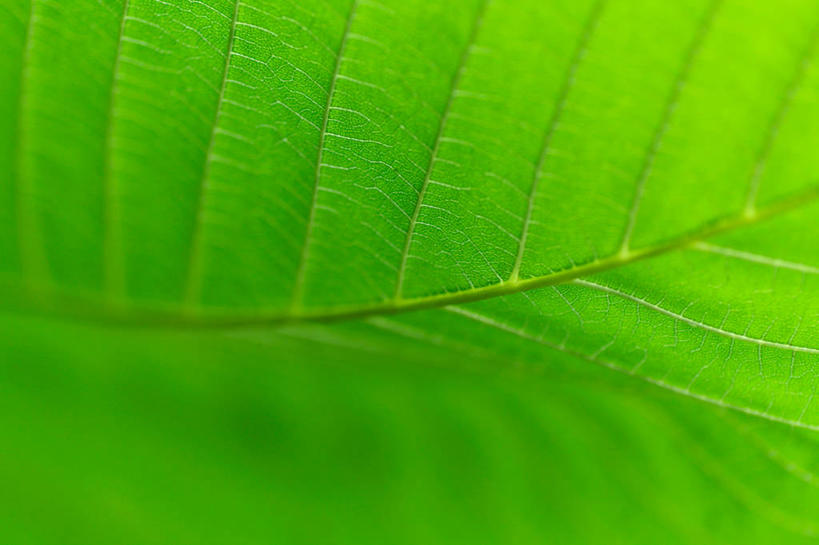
xmin=14 ymin=0 xmax=42 ymax=284
xmin=183 ymin=0 xmax=242 ymax=305
xmin=446 ymin=306 xmax=819 ymax=434
xmin=510 ymin=0 xmax=605 ymax=282
xmin=394 ymin=0 xmax=491 ymax=299
xmin=618 ymin=0 xmax=722 ymax=255
xmin=573 ymin=279 xmax=819 ymax=354
xmin=291 ymin=0 xmax=360 ymax=310
xmin=102 ymin=0 xmax=132 ymax=298
xmin=743 ymin=15 xmax=819 ymax=215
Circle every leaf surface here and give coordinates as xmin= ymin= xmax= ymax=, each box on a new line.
xmin=3 ymin=0 xmax=819 ymax=542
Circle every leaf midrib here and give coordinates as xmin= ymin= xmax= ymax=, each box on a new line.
xmin=6 ymin=184 xmax=818 ymax=329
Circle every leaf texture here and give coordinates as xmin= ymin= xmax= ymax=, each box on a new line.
xmin=3 ymin=0 xmax=819 ymax=542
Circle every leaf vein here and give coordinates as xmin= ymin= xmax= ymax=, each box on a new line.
xmin=744 ymin=16 xmax=819 ymax=214
xmin=292 ymin=0 xmax=360 ymax=309
xmin=510 ymin=0 xmax=606 ymax=281
xmin=183 ymin=0 xmax=242 ymax=305
xmin=446 ymin=306 xmax=819 ymax=432
xmin=618 ymin=0 xmax=722 ymax=254
xmin=394 ymin=0 xmax=491 ymax=298
xmin=574 ymin=279 xmax=819 ymax=354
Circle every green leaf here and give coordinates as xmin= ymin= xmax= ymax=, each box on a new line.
xmin=3 ymin=0 xmax=819 ymax=542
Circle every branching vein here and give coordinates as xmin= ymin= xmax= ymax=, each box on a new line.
xmin=394 ymin=0 xmax=491 ymax=298
xmin=292 ymin=0 xmax=359 ymax=309
xmin=446 ymin=306 xmax=819 ymax=433
xmin=618 ymin=0 xmax=722 ymax=254
xmin=184 ymin=0 xmax=242 ymax=305
xmin=574 ymin=279 xmax=819 ymax=354
xmin=510 ymin=0 xmax=605 ymax=281
xmin=743 ymin=16 xmax=819 ymax=214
